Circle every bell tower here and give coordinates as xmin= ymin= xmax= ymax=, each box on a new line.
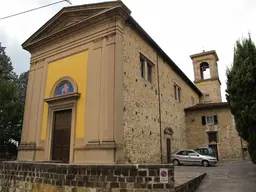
xmin=190 ymin=50 xmax=222 ymax=103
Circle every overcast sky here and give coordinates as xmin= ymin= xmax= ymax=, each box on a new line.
xmin=1 ymin=0 xmax=256 ymax=101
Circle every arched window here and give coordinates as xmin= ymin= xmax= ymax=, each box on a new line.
xmin=200 ymin=62 xmax=210 ymax=80
xmin=49 ymin=76 xmax=78 ymax=98
xmin=55 ymin=81 xmax=74 ymax=96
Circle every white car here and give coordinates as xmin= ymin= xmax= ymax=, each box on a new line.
xmin=171 ymin=149 xmax=217 ymax=167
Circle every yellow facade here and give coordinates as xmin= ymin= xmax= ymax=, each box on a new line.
xmin=41 ymin=51 xmax=88 ymax=140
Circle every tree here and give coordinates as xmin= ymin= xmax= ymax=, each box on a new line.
xmin=0 ymin=43 xmax=16 ymax=81
xmin=226 ymin=34 xmax=256 ymax=163
xmin=0 ymin=43 xmax=29 ymax=158
xmin=17 ymin=71 xmax=29 ymax=106
xmin=0 ymin=80 xmax=23 ymax=141
xmin=17 ymin=71 xmax=29 ymax=135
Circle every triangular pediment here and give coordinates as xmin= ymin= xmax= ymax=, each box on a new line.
xmin=38 ymin=14 xmax=87 ymax=37
xmin=35 ymin=10 xmax=98 ymax=40
xmin=22 ymin=1 xmax=131 ymax=50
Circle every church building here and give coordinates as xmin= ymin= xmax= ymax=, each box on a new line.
xmin=18 ymin=1 xmax=247 ymax=164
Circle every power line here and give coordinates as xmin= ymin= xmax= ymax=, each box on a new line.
xmin=0 ymin=0 xmax=72 ymax=21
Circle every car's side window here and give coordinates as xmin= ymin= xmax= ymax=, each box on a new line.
xmin=177 ymin=151 xmax=188 ymax=155
xmin=188 ymin=151 xmax=198 ymax=156
xmin=203 ymin=149 xmax=208 ymax=154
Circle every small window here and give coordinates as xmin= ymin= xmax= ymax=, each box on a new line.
xmin=140 ymin=57 xmax=145 ymax=78
xmin=191 ymin=96 xmax=195 ymax=105
xmin=206 ymin=116 xmax=214 ymax=124
xmin=177 ymin=87 xmax=181 ymax=102
xmin=140 ymin=54 xmax=153 ymax=83
xmin=173 ymin=84 xmax=181 ymax=102
xmin=147 ymin=63 xmax=152 ymax=83
xmin=202 ymin=115 xmax=218 ymax=125
xmin=174 ymin=85 xmax=177 ymax=100
xmin=204 ymin=94 xmax=210 ymax=102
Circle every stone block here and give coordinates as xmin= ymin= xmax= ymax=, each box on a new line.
xmin=64 ymin=186 xmax=72 ymax=192
xmin=126 ymin=177 xmax=135 ymax=183
xmin=8 ymin=187 xmax=15 ymax=192
xmin=110 ymin=182 xmax=120 ymax=188
xmin=138 ymin=171 xmax=147 ymax=177
xmin=88 ymin=188 xmax=97 ymax=192
xmin=126 ymin=183 xmax=134 ymax=189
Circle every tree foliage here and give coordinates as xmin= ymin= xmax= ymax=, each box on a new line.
xmin=0 ymin=43 xmax=28 ymax=158
xmin=0 ymin=81 xmax=23 ymax=141
xmin=226 ymin=35 xmax=256 ymax=163
xmin=17 ymin=71 xmax=29 ymax=107
xmin=0 ymin=43 xmax=16 ymax=81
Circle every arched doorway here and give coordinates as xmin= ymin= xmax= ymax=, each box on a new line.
xmin=44 ymin=76 xmax=80 ymax=163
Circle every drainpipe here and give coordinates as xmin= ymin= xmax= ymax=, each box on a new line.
xmin=156 ymin=52 xmax=163 ymax=164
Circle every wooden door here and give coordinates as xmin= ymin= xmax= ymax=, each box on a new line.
xmin=167 ymin=138 xmax=171 ymax=163
xmin=52 ymin=109 xmax=72 ymax=163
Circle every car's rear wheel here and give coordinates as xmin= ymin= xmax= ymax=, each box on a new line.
xmin=202 ymin=160 xmax=209 ymax=167
xmin=173 ymin=159 xmax=180 ymax=166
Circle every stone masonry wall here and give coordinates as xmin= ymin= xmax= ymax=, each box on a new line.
xmin=195 ymin=80 xmax=222 ymax=103
xmin=122 ymin=23 xmax=201 ymax=164
xmin=185 ymin=107 xmax=243 ymax=160
xmin=157 ymin=56 xmax=200 ymax=160
xmin=0 ymin=161 xmax=174 ymax=192
xmin=122 ymin=23 xmax=160 ymax=164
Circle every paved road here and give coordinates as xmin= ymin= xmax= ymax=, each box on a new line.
xmin=175 ymin=160 xmax=256 ymax=192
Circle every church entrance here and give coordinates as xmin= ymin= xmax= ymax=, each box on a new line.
xmin=52 ymin=109 xmax=72 ymax=163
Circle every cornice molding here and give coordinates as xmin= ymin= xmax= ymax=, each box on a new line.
xmin=44 ymin=92 xmax=81 ymax=104
xmin=18 ymin=144 xmax=44 ymax=151
xmin=194 ymin=77 xmax=221 ymax=85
